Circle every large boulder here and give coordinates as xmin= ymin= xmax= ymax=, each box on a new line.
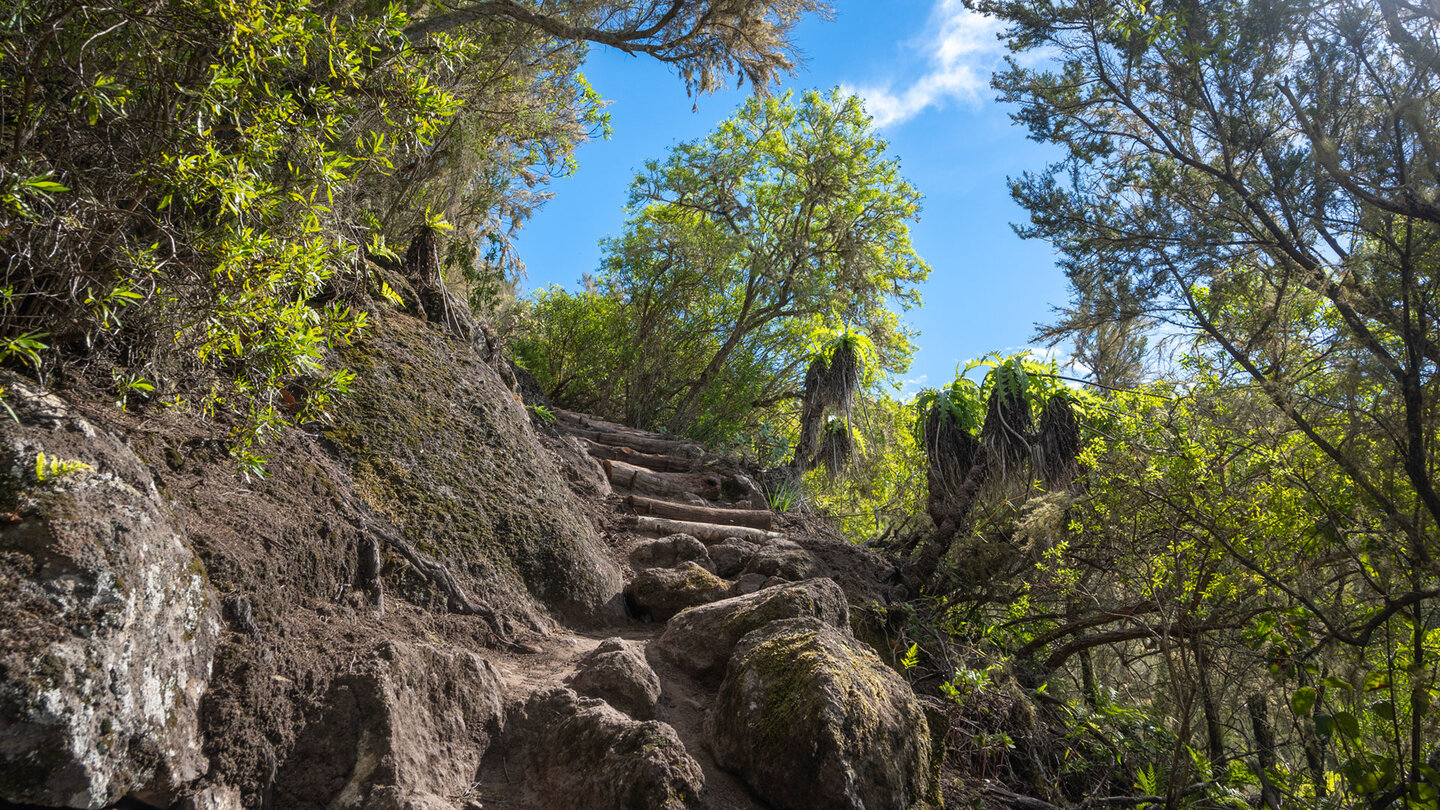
xmin=706 ymin=618 xmax=934 ymax=810
xmin=656 ymin=579 xmax=850 ymax=681
xmin=566 ymin=638 xmax=662 ymax=720
xmin=625 ymin=562 xmax=734 ymax=621
xmin=0 ymin=378 xmax=218 ymax=808
xmin=503 ymin=687 xmax=704 ymax=809
xmin=273 ymin=641 xmax=504 ymax=810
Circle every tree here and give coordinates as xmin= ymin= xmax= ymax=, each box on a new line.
xmin=517 ymin=89 xmax=929 ymax=447
xmin=969 ymin=0 xmax=1440 ymax=802
xmin=403 ymin=0 xmax=831 ymax=95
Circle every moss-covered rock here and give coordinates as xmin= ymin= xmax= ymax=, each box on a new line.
xmin=327 ymin=309 xmax=623 ymax=626
xmin=625 ymin=561 xmax=734 ymax=621
xmin=656 ymin=578 xmax=849 ymax=681
xmin=706 ymin=617 xmax=934 ymax=810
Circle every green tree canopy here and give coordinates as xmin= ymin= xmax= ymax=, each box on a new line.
xmin=517 ymin=89 xmax=929 ymax=446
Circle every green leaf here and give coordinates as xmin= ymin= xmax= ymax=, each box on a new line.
xmin=1335 ymin=711 xmax=1361 ymax=740
xmin=1291 ymin=686 xmax=1317 ymax=716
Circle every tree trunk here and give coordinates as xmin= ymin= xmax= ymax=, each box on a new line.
xmin=630 ymin=515 xmax=784 ymax=544
xmin=1248 ymin=693 xmax=1283 ymax=810
xmin=604 ymin=459 xmax=722 ymax=500
xmin=625 ymin=494 xmax=772 ymax=530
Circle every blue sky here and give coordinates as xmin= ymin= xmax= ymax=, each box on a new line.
xmin=512 ymin=0 xmax=1070 ymax=396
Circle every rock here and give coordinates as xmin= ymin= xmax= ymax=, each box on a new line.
xmin=179 ymin=784 xmax=244 ymax=810
xmin=734 ymin=573 xmax=770 ymax=595
xmin=706 ymin=618 xmax=934 ymax=810
xmin=0 ymin=378 xmax=219 ymax=809
xmin=657 ymin=579 xmax=850 ymax=681
xmin=273 ymin=641 xmax=503 ymax=810
xmin=625 ymin=562 xmax=734 ymax=621
xmin=546 ymin=434 xmax=612 ymax=501
xmin=708 ymin=537 xmax=759 ymax=578
xmin=741 ymin=539 xmax=819 ymax=581
xmin=506 ymin=687 xmax=704 ymax=809
xmin=566 ymin=638 xmax=662 ymax=720
xmin=628 ymin=533 xmax=712 ymax=572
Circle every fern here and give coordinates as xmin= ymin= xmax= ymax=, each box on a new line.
xmin=35 ymin=451 xmax=93 ymax=483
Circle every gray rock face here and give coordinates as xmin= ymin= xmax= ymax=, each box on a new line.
xmin=741 ymin=539 xmax=819 ymax=581
xmin=708 ymin=537 xmax=759 ymax=578
xmin=706 ymin=618 xmax=934 ymax=810
xmin=566 ymin=638 xmax=662 ymax=720
xmin=629 ymin=533 xmax=712 ymax=572
xmin=656 ymin=579 xmax=850 ymax=681
xmin=626 ymin=561 xmax=734 ymax=620
xmin=0 ymin=379 xmax=218 ymax=809
xmin=273 ymin=641 xmax=503 ymax=810
xmin=508 ymin=687 xmax=704 ymax=809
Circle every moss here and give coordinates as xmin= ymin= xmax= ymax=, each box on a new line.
xmin=34 ymin=653 xmax=67 ymax=688
xmin=321 ymin=310 xmax=615 ymax=619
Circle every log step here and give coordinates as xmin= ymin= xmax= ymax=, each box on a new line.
xmin=564 ymin=426 xmax=704 ymax=459
xmin=580 ymin=438 xmax=696 ymax=473
xmin=555 ymin=408 xmax=668 ymax=439
xmin=625 ymin=494 xmax=772 ymax=530
xmin=630 ymin=515 xmax=784 ymax=545
xmin=604 ymin=459 xmax=722 ymax=501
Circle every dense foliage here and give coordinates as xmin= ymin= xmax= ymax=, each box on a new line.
xmin=878 ymin=1 xmax=1440 ymax=806
xmin=0 ymin=0 xmax=823 ymax=469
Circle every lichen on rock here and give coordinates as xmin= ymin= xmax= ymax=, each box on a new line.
xmin=0 ymin=377 xmax=218 ymax=809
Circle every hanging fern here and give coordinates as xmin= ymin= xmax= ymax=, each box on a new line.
xmin=979 ymin=358 xmax=1034 ymax=481
xmin=819 ymin=417 xmax=854 ymax=476
xmin=820 ymin=333 xmax=863 ymax=414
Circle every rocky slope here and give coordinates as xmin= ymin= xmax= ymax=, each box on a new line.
xmin=0 ymin=292 xmax=941 ymax=810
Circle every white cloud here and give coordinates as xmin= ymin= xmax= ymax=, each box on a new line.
xmin=847 ymin=1 xmax=1005 ymax=128
xmin=896 ymin=374 xmax=929 ymax=398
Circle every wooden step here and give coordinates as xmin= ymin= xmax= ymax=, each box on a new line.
xmin=555 ymin=409 xmax=679 ymax=442
xmin=565 ymin=426 xmax=704 ymax=459
xmin=604 ymin=459 xmax=722 ymax=500
xmin=625 ymin=495 xmax=772 ymax=531
xmin=629 ymin=515 xmax=784 ymax=544
xmin=580 ymin=438 xmax=696 ymax=473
